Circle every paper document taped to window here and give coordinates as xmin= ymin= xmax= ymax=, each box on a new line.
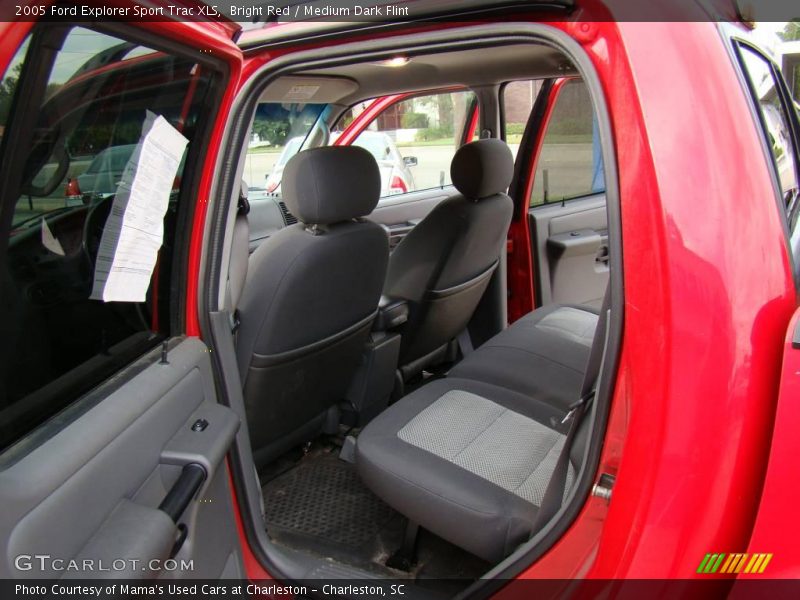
xmin=91 ymin=112 xmax=188 ymax=303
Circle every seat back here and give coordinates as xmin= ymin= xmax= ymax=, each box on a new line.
xmin=237 ymin=147 xmax=388 ymax=465
xmin=384 ymin=139 xmax=514 ymax=368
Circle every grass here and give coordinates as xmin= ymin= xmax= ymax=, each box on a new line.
xmin=545 ymin=134 xmax=593 ymax=144
xmin=397 ymin=138 xmax=456 ymax=148
xmin=246 ymin=146 xmax=283 ymax=155
xmin=397 ymin=134 xmax=592 ymax=147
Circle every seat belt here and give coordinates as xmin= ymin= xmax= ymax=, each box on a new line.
xmin=227 ymin=191 xmax=250 ymax=338
xmin=531 ymin=286 xmax=611 ymax=532
xmin=457 ymin=327 xmax=474 ymax=357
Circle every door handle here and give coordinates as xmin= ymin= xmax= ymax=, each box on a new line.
xmin=159 ymin=463 xmax=206 ymax=523
xmin=159 ymin=463 xmax=206 ymax=558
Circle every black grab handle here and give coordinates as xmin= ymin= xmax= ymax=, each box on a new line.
xmin=159 ymin=463 xmax=206 ymax=523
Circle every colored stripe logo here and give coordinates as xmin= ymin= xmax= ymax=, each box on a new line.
xmin=697 ymin=553 xmax=772 ymax=574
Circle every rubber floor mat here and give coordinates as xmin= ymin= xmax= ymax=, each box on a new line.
xmin=262 ymin=451 xmax=399 ymax=549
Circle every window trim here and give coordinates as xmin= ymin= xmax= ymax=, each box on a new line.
xmin=728 ymin=34 xmax=800 ymax=292
xmin=734 ymin=40 xmax=800 ymax=220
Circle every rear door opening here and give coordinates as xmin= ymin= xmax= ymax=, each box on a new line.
xmin=202 ymin=20 xmax=623 ymax=592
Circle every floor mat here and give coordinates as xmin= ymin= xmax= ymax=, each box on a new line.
xmin=263 ymin=450 xmax=402 ymax=558
xmin=262 ymin=447 xmax=490 ymax=584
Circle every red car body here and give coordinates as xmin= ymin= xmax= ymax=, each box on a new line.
xmin=1 ymin=0 xmax=798 ymax=586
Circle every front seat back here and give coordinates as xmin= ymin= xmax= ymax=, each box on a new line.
xmin=384 ymin=139 xmax=514 ymax=370
xmin=236 ymin=146 xmax=388 ymax=466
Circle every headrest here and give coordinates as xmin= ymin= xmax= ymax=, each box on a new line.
xmin=451 ymin=139 xmax=514 ymax=200
xmin=282 ymin=146 xmax=381 ymax=224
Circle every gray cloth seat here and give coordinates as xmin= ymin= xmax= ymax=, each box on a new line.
xmin=449 ymin=304 xmax=599 ymax=412
xmin=237 ymin=146 xmax=389 ymax=467
xmin=356 ymin=376 xmax=586 ymax=563
xmin=383 ymin=139 xmax=514 ymax=377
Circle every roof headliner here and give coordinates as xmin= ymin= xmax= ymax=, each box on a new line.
xmin=260 ymin=42 xmax=576 ymax=105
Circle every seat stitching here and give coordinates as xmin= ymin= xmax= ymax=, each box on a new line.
xmin=451 ymin=405 xmax=509 ymax=461
xmin=511 ymin=434 xmax=563 ymax=496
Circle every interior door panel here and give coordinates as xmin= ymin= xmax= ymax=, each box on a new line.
xmin=0 ymin=339 xmax=243 ymax=579
xmin=529 ymin=194 xmax=609 ymax=307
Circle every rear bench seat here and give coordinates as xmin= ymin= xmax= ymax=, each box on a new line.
xmin=356 ymin=304 xmax=600 ymax=563
xmin=449 ymin=304 xmax=599 ymax=412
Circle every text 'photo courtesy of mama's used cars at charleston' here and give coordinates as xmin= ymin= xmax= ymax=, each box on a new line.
xmin=0 ymin=0 xmax=800 ymax=598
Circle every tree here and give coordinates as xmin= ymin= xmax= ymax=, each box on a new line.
xmin=251 ymin=117 xmax=289 ymax=146
xmin=778 ymin=21 xmax=800 ymax=42
xmin=0 ymin=63 xmax=22 ymax=125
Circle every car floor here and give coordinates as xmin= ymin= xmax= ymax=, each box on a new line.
xmin=260 ymin=437 xmax=490 ymax=591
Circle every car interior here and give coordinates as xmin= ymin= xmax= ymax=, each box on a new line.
xmin=217 ymin=36 xmax=615 ymax=591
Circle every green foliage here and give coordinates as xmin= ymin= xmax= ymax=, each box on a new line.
xmin=400 ymin=112 xmax=429 ymax=128
xmin=778 ymin=21 xmax=800 ymax=42
xmin=415 ymin=126 xmax=455 ymax=142
xmin=251 ymin=117 xmax=290 ymax=146
xmin=506 ymin=123 xmax=526 ymax=136
xmin=0 ymin=63 xmax=22 ymax=126
xmin=546 ymin=116 xmax=592 ymax=136
xmin=67 ymin=118 xmax=142 ymax=156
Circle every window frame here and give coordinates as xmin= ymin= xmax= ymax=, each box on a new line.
xmin=733 ymin=40 xmax=800 ymax=228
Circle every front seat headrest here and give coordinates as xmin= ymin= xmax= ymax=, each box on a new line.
xmin=451 ymin=139 xmax=514 ymax=200
xmin=282 ymin=146 xmax=381 ymax=225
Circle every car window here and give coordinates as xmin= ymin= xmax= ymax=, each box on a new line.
xmin=353 ymin=133 xmax=393 ymax=162
xmin=737 ymin=44 xmax=800 ymax=212
xmin=342 ymin=90 xmax=479 ymax=197
xmin=243 ymin=103 xmax=327 ymax=195
xmin=526 ymin=79 xmax=605 ymax=206
xmin=0 ymin=26 xmax=220 ymax=451
xmin=502 ymin=79 xmax=545 ymax=160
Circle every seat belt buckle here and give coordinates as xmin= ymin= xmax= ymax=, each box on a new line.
xmin=561 ymin=390 xmax=595 ymax=424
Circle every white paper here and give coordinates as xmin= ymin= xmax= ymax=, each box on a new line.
xmin=90 ymin=112 xmax=188 ymax=302
xmin=41 ymin=217 xmax=65 ymax=256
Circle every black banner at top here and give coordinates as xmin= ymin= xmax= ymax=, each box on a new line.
xmin=2 ymin=0 xmax=799 ymax=24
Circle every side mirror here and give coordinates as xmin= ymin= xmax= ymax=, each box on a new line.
xmin=403 ymin=156 xmax=418 ymax=167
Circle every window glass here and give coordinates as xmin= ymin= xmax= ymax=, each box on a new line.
xmin=502 ymin=79 xmax=544 ymax=159
xmin=0 ymin=37 xmax=30 ymax=147
xmin=0 ymin=27 xmax=218 ymax=451
xmin=346 ymin=90 xmax=478 ymax=197
xmin=243 ymin=102 xmax=327 ymax=195
xmin=784 ymin=54 xmax=800 ymax=106
xmin=738 ymin=45 xmax=799 ymax=207
xmin=529 ymin=79 xmax=604 ymax=205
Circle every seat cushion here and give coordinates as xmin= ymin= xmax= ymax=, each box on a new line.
xmin=449 ymin=305 xmax=599 ymax=411
xmin=356 ymin=377 xmax=573 ymax=563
